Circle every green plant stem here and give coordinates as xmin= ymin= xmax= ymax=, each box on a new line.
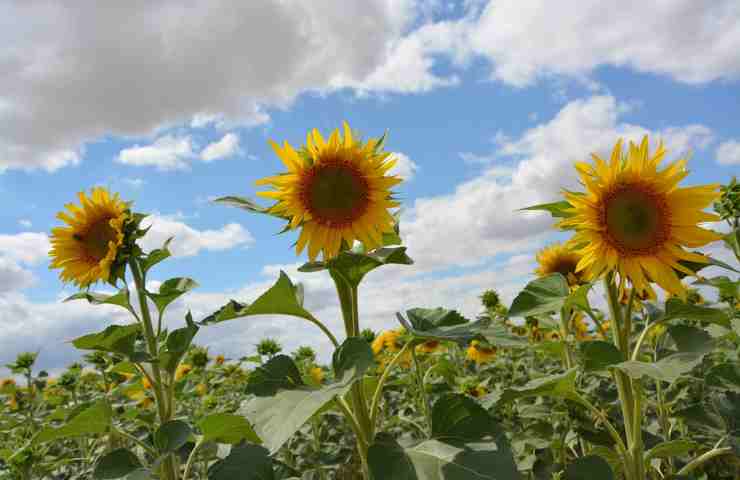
xmin=306 ymin=312 xmax=340 ymax=348
xmin=559 ymin=308 xmax=574 ymax=369
xmin=182 ymin=439 xmax=203 ymax=480
xmin=335 ymin=395 xmax=370 ymax=478
xmin=369 ymin=341 xmax=413 ymax=431
xmin=676 ymin=447 xmax=733 ymax=477
xmin=112 ymin=426 xmax=157 ymax=458
xmin=604 ymin=275 xmax=640 ymax=480
xmin=331 ymin=272 xmax=373 ymax=479
xmin=129 ymin=258 xmax=178 ymax=480
xmin=411 ymin=347 xmax=432 ymax=437
xmin=574 ymin=393 xmax=630 ymax=468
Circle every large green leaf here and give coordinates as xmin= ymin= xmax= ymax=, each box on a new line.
xmin=563 ymin=455 xmax=613 ymax=480
xmin=201 ymin=272 xmax=313 ymax=325
xmin=93 ymin=448 xmax=146 ymax=479
xmin=667 ymin=325 xmax=715 ymax=354
xmin=663 ymin=298 xmax=730 ymax=328
xmin=405 ymin=308 xmax=469 ymax=331
xmin=154 ymin=420 xmax=192 ymax=454
xmin=245 ymin=355 xmax=303 ymax=397
xmin=207 ymin=443 xmax=274 ymax=480
xmin=71 ymin=324 xmax=141 ymax=358
xmin=396 ymin=313 xmax=527 ymax=348
xmin=578 ymin=341 xmax=623 ymax=372
xmin=706 ymin=362 xmax=740 ymax=390
xmin=240 ymin=338 xmax=372 ymax=454
xmin=161 ymin=312 xmax=199 ymax=374
xmin=198 ymin=413 xmax=261 ymax=445
xmin=34 ymin=399 xmax=111 ymax=444
xmin=498 ymin=369 xmax=585 ymax=406
xmin=643 ymin=440 xmax=697 ymax=462
xmin=147 ymin=277 xmax=198 ymax=316
xmin=693 ymin=276 xmax=740 ymax=300
xmin=142 ymin=237 xmax=173 ymax=274
xmin=299 ymin=246 xmax=413 ymax=286
xmin=368 ymin=395 xmax=520 ymax=479
xmin=64 ymin=288 xmax=134 ymax=314
xmin=508 ymin=274 xmax=570 ymax=318
xmin=612 ymin=353 xmax=704 ymax=384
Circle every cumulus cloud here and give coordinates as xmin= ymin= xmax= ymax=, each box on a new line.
xmin=402 ymin=95 xmax=715 ymax=270
xmin=389 ymin=152 xmax=419 ymax=180
xmin=0 ymin=258 xmax=36 ymax=293
xmin=139 ymin=215 xmax=254 ymax=257
xmin=116 ymin=136 xmax=195 ymax=171
xmin=18 ymin=219 xmax=32 ymax=228
xmin=200 ymin=133 xmax=241 ymax=162
xmin=0 ymin=0 xmax=416 ymax=171
xmin=0 ymin=232 xmax=50 ymax=264
xmin=716 ymin=140 xmax=740 ymax=165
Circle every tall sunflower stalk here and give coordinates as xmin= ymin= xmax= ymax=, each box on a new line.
xmin=558 ymin=137 xmax=724 ymax=480
xmin=237 ymin=122 xmax=406 ymax=478
xmin=50 ymin=188 xmax=190 ymax=480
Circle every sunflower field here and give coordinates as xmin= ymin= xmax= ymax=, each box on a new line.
xmin=1 ymin=126 xmax=739 ymax=480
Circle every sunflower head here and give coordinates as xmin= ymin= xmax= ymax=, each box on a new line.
xmin=49 ymin=187 xmax=145 ymax=288
xmin=559 ymin=136 xmax=722 ymax=298
xmin=535 ymin=243 xmax=585 ymax=286
xmin=415 ymin=340 xmax=445 ymax=355
xmin=256 ymin=122 xmax=402 ymax=260
xmin=309 ymin=366 xmax=325 ymax=385
xmin=466 ymin=339 xmax=497 ymax=365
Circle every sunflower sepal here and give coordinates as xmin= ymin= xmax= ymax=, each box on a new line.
xmin=297 ymin=246 xmax=413 ymax=287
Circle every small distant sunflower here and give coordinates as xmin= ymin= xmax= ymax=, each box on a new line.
xmin=49 ymin=187 xmax=128 ymax=288
xmin=465 ymin=384 xmax=488 ymax=398
xmin=256 ymin=122 xmax=402 ymax=260
xmin=175 ymin=364 xmax=193 ymax=381
xmin=466 ymin=340 xmax=497 ymax=365
xmin=560 ymin=136 xmax=722 ymax=298
xmin=309 ymin=366 xmax=325 ymax=385
xmin=195 ymin=383 xmax=208 ymax=396
xmin=371 ymin=329 xmax=404 ymax=355
xmin=215 ymin=354 xmax=226 ymax=366
xmin=572 ymin=313 xmax=593 ymax=341
xmin=535 ymin=243 xmax=585 ymax=286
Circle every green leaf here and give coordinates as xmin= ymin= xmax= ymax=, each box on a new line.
xmin=396 ymin=313 xmax=527 ymax=348
xmin=677 ymin=252 xmax=740 ymax=278
xmin=207 ymin=443 xmax=274 ymax=480
xmin=34 ymin=399 xmax=111 ymax=444
xmin=154 ymin=420 xmax=191 ymax=454
xmin=213 ymin=195 xmax=271 ymax=214
xmin=64 ymin=288 xmax=134 ymax=314
xmin=405 ymin=439 xmax=521 ymax=480
xmin=663 ymin=298 xmax=730 ymax=328
xmin=612 ymin=353 xmax=704 ymax=384
xmin=498 ymin=369 xmax=585 ymax=406
xmin=563 ymin=283 xmax=595 ymax=316
xmin=71 ymin=324 xmax=141 ymax=358
xmin=298 ymin=246 xmax=413 ymax=287
xmin=667 ymin=325 xmax=715 ymax=354
xmin=563 ymin=455 xmax=613 ymax=480
xmin=198 ymin=413 xmax=261 ymax=445
xmin=202 ymin=272 xmax=313 ymax=326
xmin=332 ymin=336 xmax=374 ymax=382
xmin=245 ymin=355 xmax=304 ymax=397
xmin=508 ymin=274 xmax=570 ymax=318
xmin=706 ymin=362 xmax=740 ymax=390
xmin=405 ymin=308 xmax=469 ymax=331
xmin=367 ymin=434 xmax=417 ymax=480
xmin=693 ymin=276 xmax=740 ymax=300
xmin=142 ymin=237 xmax=173 ymax=274
xmin=93 ymin=448 xmax=144 ymax=479
xmin=240 ymin=338 xmax=373 ymax=455
xmin=431 ymin=394 xmax=503 ymax=443
xmin=578 ymin=341 xmax=623 ymax=372
xmin=148 ymin=277 xmax=199 ymax=316
xmin=161 ymin=312 xmax=199 ymax=373
xmin=520 ymin=200 xmax=574 ymax=218
xmin=643 ymin=440 xmax=697 ymax=462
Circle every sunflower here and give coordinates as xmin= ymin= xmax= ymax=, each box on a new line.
xmin=559 ymin=136 xmax=722 ymax=297
xmin=256 ymin=122 xmax=402 ymax=260
xmin=49 ymin=187 xmax=128 ymax=288
xmin=415 ymin=340 xmax=446 ymax=354
xmin=175 ymin=364 xmax=193 ymax=381
xmin=535 ymin=243 xmax=584 ymax=286
xmin=215 ymin=354 xmax=226 ymax=366
xmin=466 ymin=340 xmax=497 ymax=365
xmin=309 ymin=366 xmax=325 ymax=385
xmin=371 ymin=329 xmax=404 ymax=355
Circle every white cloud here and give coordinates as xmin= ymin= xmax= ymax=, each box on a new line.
xmin=0 ymin=232 xmax=50 ymax=264
xmin=467 ymin=1 xmax=740 ymax=87
xmin=139 ymin=215 xmax=254 ymax=257
xmin=18 ymin=219 xmax=32 ymax=228
xmin=402 ymin=95 xmax=715 ymax=271
xmin=0 ymin=258 xmax=36 ymax=293
xmin=123 ymin=178 xmax=145 ymax=189
xmin=0 ymin=0 xmax=417 ymax=171
xmin=389 ymin=152 xmax=419 ymax=180
xmin=116 ymin=136 xmax=195 ymax=171
xmin=200 ymin=133 xmax=241 ymax=162
xmin=716 ymin=140 xmax=740 ymax=165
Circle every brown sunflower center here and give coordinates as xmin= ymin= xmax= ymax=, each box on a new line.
xmin=603 ymin=184 xmax=668 ymax=255
xmin=75 ymin=217 xmax=117 ymax=262
xmin=550 ymin=258 xmax=579 ymax=278
xmin=300 ymin=160 xmax=370 ymax=227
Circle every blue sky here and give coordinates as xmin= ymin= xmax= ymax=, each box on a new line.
xmin=1 ymin=0 xmax=739 ymax=372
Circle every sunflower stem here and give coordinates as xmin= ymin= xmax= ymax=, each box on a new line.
xmin=411 ymin=347 xmax=432 ymax=437
xmin=559 ymin=308 xmax=575 ymax=369
xmin=129 ymin=258 xmax=178 ymax=480
xmin=604 ymin=275 xmax=640 ymax=480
